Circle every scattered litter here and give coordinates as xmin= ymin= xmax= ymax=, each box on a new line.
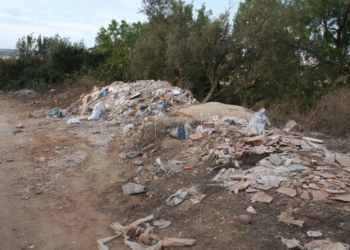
xmin=278 ymin=209 xmax=304 ymax=227
xmin=251 ymin=191 xmax=273 ymax=203
xmin=307 ymin=231 xmax=323 ymax=238
xmin=153 ymin=220 xmax=171 ymax=229
xmin=97 ymin=215 xmax=195 ymax=250
xmin=122 ymin=183 xmax=145 ymax=195
xmin=246 ymin=108 xmax=270 ymax=135
xmin=67 ymin=118 xmax=82 ymax=124
xmin=328 ymin=194 xmax=350 ymax=202
xmin=246 ymin=206 xmax=256 ymax=214
xmin=336 ymin=157 xmax=350 ymax=167
xmin=305 ymin=240 xmax=349 ymax=250
xmin=280 ymin=236 xmax=302 ymax=249
xmin=276 ymin=187 xmax=297 ymax=197
xmin=88 ymin=102 xmax=103 ymax=120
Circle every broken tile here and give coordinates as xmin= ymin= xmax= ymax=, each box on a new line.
xmin=276 ymin=187 xmax=297 ymax=197
xmin=317 ymin=166 xmax=336 ymax=171
xmin=343 ymin=167 xmax=350 ymax=173
xmin=277 ymin=209 xmax=304 ymax=227
xmin=308 ymin=183 xmax=320 ymax=190
xmin=311 ymin=190 xmax=326 ymax=201
xmin=328 ymin=194 xmax=350 ymax=202
xmin=251 ymin=191 xmax=273 ymax=203
xmin=189 ymin=133 xmax=203 ymax=141
xmin=336 ymin=157 xmax=350 ymax=167
xmin=302 ymin=137 xmax=324 ymax=144
xmin=300 ymin=191 xmax=310 ymax=200
xmin=230 ymin=181 xmax=250 ymax=192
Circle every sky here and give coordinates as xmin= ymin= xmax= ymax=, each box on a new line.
xmin=0 ymin=0 xmax=240 ymax=49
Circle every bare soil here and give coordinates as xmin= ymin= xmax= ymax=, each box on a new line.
xmin=0 ymin=91 xmax=349 ymax=250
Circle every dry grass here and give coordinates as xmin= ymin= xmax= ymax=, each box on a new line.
xmin=306 ymin=87 xmax=350 ymax=137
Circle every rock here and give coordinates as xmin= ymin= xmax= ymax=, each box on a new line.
xmin=39 ymin=157 xmax=46 ymax=162
xmin=235 ymin=214 xmax=252 ymax=224
xmin=36 ymin=190 xmax=43 ymax=195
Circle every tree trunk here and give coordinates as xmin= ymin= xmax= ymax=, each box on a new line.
xmin=202 ymin=81 xmax=217 ymax=103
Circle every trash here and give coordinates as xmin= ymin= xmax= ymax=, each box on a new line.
xmin=122 ymin=183 xmax=145 ymax=195
xmin=276 ymin=187 xmax=297 ymax=197
xmin=251 ymin=191 xmax=273 ymax=203
xmin=60 ymin=109 xmax=69 ymax=117
xmin=126 ymin=151 xmax=141 ymax=159
xmin=328 ymin=194 xmax=350 ymax=202
xmin=97 ymin=214 xmax=195 ymax=250
xmin=166 ymin=186 xmax=203 ymax=206
xmin=153 ymin=220 xmax=171 ymax=229
xmin=166 ymin=189 xmax=189 ymax=206
xmin=124 ymin=123 xmax=135 ymax=133
xmin=170 ymin=124 xmax=192 ymax=140
xmin=189 ymin=133 xmax=203 ymax=141
xmin=67 ymin=118 xmax=82 ymax=124
xmin=280 ymin=236 xmax=302 ymax=249
xmin=268 ymin=153 xmax=283 ymax=166
xmin=277 ymin=209 xmax=304 ymax=227
xmin=336 ymin=156 xmax=350 ymax=167
xmin=305 ymin=240 xmax=348 ymax=250
xmin=311 ymin=190 xmax=326 ymax=201
xmin=101 ymin=89 xmax=108 ymax=97
xmin=88 ymin=102 xmax=103 ymax=120
xmin=307 ymin=231 xmax=323 ymax=238
xmin=300 ymin=191 xmax=310 ymax=200
xmin=16 ymin=123 xmax=24 ymax=128
xmin=246 ymin=206 xmax=256 ymax=214
xmin=283 ymin=120 xmax=300 ymax=133
xmin=190 ymin=194 xmax=206 ymax=204
xmin=246 ymin=108 xmax=270 ymax=135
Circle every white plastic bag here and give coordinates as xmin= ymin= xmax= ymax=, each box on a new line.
xmin=88 ymin=102 xmax=103 ymax=120
xmin=246 ymin=108 xmax=270 ymax=135
xmin=67 ymin=118 xmax=82 ymax=124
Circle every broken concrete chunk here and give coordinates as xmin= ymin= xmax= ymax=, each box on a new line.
xmin=280 ymin=237 xmax=302 ymax=249
xmin=300 ymin=190 xmax=310 ymax=200
xmin=246 ymin=206 xmax=256 ymax=214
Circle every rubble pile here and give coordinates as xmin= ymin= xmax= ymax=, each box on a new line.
xmin=69 ymin=80 xmax=198 ymax=126
xmin=135 ymin=124 xmax=350 ymax=203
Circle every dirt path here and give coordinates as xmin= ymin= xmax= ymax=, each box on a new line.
xmin=0 ymin=93 xmax=128 ymax=249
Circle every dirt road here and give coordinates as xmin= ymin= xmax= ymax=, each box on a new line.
xmin=0 ymin=93 xmax=129 ymax=249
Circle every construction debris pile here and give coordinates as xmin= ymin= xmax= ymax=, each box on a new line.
xmin=67 ymin=80 xmax=198 ymax=126
xmin=46 ymin=80 xmax=350 ymax=249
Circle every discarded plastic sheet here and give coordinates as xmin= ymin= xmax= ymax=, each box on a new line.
xmin=251 ymin=191 xmax=273 ymax=203
xmin=276 ymin=187 xmax=297 ymax=197
xmin=153 ymin=220 xmax=171 ymax=229
xmin=277 ymin=209 xmax=304 ymax=227
xmin=307 ymin=231 xmax=323 ymax=238
xmin=280 ymin=236 xmax=302 ymax=249
xmin=246 ymin=108 xmax=270 ymax=135
xmin=122 ymin=183 xmax=145 ymax=195
xmin=67 ymin=118 xmax=82 ymax=124
xmin=166 ymin=189 xmax=189 ymax=206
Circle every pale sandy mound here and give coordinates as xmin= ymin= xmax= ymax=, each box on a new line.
xmin=175 ymin=102 xmax=254 ymax=122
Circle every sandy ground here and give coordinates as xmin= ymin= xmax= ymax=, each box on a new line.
xmin=1 ymin=91 xmax=349 ymax=250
